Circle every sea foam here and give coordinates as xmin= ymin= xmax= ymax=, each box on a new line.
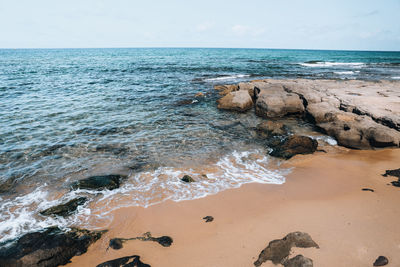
xmin=300 ymin=62 xmax=365 ymax=68
xmin=0 ymin=150 xmax=288 ymax=243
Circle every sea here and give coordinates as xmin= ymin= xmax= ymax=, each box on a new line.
xmin=1 ymin=48 xmax=399 ymax=243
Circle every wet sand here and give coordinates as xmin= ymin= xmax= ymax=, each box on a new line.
xmin=68 ymin=148 xmax=400 ymax=267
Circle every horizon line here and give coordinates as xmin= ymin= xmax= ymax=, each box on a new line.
xmin=0 ymin=46 xmax=399 ymax=53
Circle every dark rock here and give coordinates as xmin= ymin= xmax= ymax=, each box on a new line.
xmin=391 ymin=180 xmax=400 ymax=187
xmin=40 ymin=197 xmax=87 ymax=217
xmin=71 ymin=174 xmax=127 ymax=191
xmin=175 ymin=99 xmax=194 ymax=106
xmin=269 ymin=135 xmax=318 ymax=159
xmin=153 ymin=235 xmax=173 ymax=247
xmin=109 ymin=238 xmax=124 ymax=250
xmin=361 ymin=188 xmax=374 ymax=192
xmin=203 ymin=216 xmax=214 ymax=223
xmin=382 ymin=168 xmax=400 ymax=178
xmin=97 ymin=255 xmax=150 ymax=267
xmin=181 ymin=175 xmax=195 ymax=183
xmin=0 ymin=227 xmax=105 ymax=267
xmin=108 ymin=232 xmax=173 ymax=250
xmin=283 ymin=254 xmax=313 ymax=267
xmin=382 ymin=168 xmax=400 ymax=188
xmin=128 ymin=160 xmax=160 ymax=173
xmin=373 ymin=256 xmax=389 ymax=266
xmin=254 ymin=232 xmax=319 ymax=267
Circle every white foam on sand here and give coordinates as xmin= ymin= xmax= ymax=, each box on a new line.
xmin=0 ymin=186 xmax=92 ymax=243
xmin=0 ymin=150 xmax=289 ymax=243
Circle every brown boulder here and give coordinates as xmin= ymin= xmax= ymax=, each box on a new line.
xmin=319 ymin=114 xmax=400 ymax=149
xmin=254 ymin=232 xmax=319 ymax=266
xmin=254 ymin=84 xmax=305 ymax=118
xmin=214 ymin=84 xmax=238 ymax=96
xmin=238 ymin=82 xmax=255 ymax=98
xmin=217 ymin=90 xmax=253 ymax=112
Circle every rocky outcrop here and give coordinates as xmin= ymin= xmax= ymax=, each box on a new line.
xmin=71 ymin=174 xmax=127 ymax=191
xmin=269 ymin=135 xmax=318 ymax=159
xmin=97 ymin=255 xmax=150 ymax=267
xmin=254 ymin=232 xmax=319 ymax=266
xmin=318 ymin=114 xmax=400 ymax=149
xmin=40 ymin=197 xmax=87 ymax=217
xmin=238 ymin=82 xmax=256 ymax=98
xmin=217 ymin=90 xmax=253 ymax=112
xmin=216 ymin=79 xmax=400 ymax=150
xmin=254 ymin=83 xmax=305 ymax=118
xmin=0 ymin=227 xmax=105 ymax=267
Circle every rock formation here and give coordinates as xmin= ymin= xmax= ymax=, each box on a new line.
xmin=0 ymin=227 xmax=105 ymax=267
xmin=254 ymin=232 xmax=319 ymax=266
xmin=216 ymin=79 xmax=400 ymax=150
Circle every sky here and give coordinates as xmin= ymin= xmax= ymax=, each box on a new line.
xmin=0 ymin=0 xmax=399 ymax=50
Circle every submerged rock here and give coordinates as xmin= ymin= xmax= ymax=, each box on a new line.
xmin=97 ymin=255 xmax=150 ymax=267
xmin=373 ymin=256 xmax=389 ymax=266
xmin=283 ymin=254 xmax=313 ymax=267
xmin=0 ymin=178 xmax=14 ymax=194
xmin=40 ymin=197 xmax=87 ymax=217
xmin=269 ymin=135 xmax=318 ymax=159
xmin=217 ymin=90 xmax=253 ymax=112
xmin=181 ymin=175 xmax=195 ymax=183
xmin=256 ymin=121 xmax=288 ymax=138
xmin=71 ymin=174 xmax=127 ymax=191
xmin=195 ymin=92 xmax=204 ymax=97
xmin=254 ymin=232 xmax=319 ymax=266
xmin=0 ymin=227 xmax=105 ymax=267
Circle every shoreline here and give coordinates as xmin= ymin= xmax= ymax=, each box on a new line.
xmin=67 ymin=147 xmax=400 ymax=267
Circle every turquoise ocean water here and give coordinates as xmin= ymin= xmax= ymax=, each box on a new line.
xmin=0 ymin=48 xmax=399 ymax=242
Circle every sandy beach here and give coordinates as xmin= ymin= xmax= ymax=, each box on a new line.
xmin=67 ymin=147 xmax=400 ymax=267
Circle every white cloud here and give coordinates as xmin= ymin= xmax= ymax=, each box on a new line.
xmin=231 ymin=24 xmax=265 ymax=36
xmin=196 ymin=22 xmax=214 ymax=32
